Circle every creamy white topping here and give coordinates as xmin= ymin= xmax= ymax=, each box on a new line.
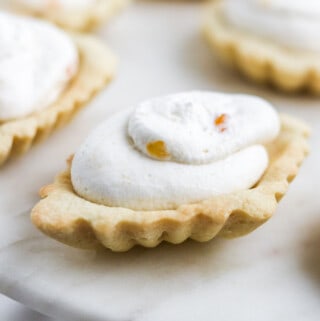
xmin=13 ymin=0 xmax=98 ymax=12
xmin=128 ymin=92 xmax=279 ymax=164
xmin=71 ymin=92 xmax=280 ymax=211
xmin=221 ymin=0 xmax=320 ymax=52
xmin=0 ymin=12 xmax=78 ymax=120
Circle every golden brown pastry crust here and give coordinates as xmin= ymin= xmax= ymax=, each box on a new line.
xmin=203 ymin=1 xmax=320 ymax=93
xmin=0 ymin=34 xmax=116 ymax=166
xmin=31 ymin=115 xmax=310 ymax=252
xmin=11 ymin=0 xmax=129 ymax=31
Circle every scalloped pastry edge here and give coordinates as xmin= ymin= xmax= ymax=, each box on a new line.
xmin=31 ymin=114 xmax=310 ymax=251
xmin=11 ymin=0 xmax=130 ymax=32
xmin=203 ymin=1 xmax=320 ymax=93
xmin=0 ymin=34 xmax=116 ymax=166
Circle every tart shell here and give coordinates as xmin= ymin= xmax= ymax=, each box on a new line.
xmin=0 ymin=34 xmax=116 ymax=166
xmin=31 ymin=115 xmax=310 ymax=252
xmin=12 ymin=0 xmax=129 ymax=32
xmin=203 ymin=1 xmax=320 ymax=94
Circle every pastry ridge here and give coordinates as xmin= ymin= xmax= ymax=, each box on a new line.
xmin=203 ymin=1 xmax=320 ymax=93
xmin=0 ymin=34 xmax=116 ymax=166
xmin=12 ymin=0 xmax=129 ymax=31
xmin=31 ymin=115 xmax=309 ymax=251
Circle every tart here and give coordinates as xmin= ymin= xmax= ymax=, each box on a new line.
xmin=31 ymin=92 xmax=310 ymax=251
xmin=203 ymin=0 xmax=320 ymax=93
xmin=7 ymin=0 xmax=129 ymax=31
xmin=0 ymin=12 xmax=116 ymax=166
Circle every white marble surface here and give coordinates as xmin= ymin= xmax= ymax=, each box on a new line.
xmin=0 ymin=294 xmax=54 ymax=321
xmin=1 ymin=2 xmax=320 ymax=321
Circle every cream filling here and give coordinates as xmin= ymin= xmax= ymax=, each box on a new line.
xmin=71 ymin=92 xmax=280 ymax=211
xmin=128 ymin=92 xmax=279 ymax=164
xmin=0 ymin=12 xmax=78 ymax=121
xmin=221 ymin=0 xmax=320 ymax=53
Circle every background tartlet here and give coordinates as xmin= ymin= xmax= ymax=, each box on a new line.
xmin=0 ymin=34 xmax=116 ymax=166
xmin=203 ymin=1 xmax=320 ymax=94
xmin=9 ymin=0 xmax=130 ymax=31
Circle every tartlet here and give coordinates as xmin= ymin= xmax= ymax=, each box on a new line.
xmin=31 ymin=92 xmax=309 ymax=251
xmin=0 ymin=17 xmax=116 ymax=166
xmin=203 ymin=0 xmax=320 ymax=93
xmin=9 ymin=0 xmax=129 ymax=31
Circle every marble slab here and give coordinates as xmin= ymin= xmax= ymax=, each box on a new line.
xmin=0 ymin=294 xmax=54 ymax=321
xmin=0 ymin=2 xmax=320 ymax=321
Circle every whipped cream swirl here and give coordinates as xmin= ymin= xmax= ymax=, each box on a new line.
xmin=71 ymin=92 xmax=280 ymax=211
xmin=0 ymin=12 xmax=78 ymax=121
xmin=128 ymin=92 xmax=279 ymax=165
xmin=221 ymin=0 xmax=320 ymax=52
